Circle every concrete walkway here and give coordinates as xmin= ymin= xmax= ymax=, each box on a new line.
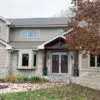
xmin=0 ymin=82 xmax=66 ymax=94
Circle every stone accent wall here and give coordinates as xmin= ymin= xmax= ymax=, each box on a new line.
xmin=80 ymin=70 xmax=100 ymax=90
xmin=79 ymin=54 xmax=100 ymax=90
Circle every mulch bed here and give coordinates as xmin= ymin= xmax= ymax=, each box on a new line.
xmin=0 ymin=85 xmax=8 ymax=89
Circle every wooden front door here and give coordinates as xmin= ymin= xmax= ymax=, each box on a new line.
xmin=51 ymin=53 xmax=68 ymax=74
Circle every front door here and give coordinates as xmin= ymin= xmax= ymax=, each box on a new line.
xmin=51 ymin=53 xmax=68 ymax=75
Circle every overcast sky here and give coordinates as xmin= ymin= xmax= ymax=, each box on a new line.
xmin=0 ymin=0 xmax=71 ymax=18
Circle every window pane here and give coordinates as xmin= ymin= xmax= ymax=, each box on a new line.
xmin=22 ymin=32 xmax=27 ymax=38
xmin=61 ymin=55 xmax=68 ymax=73
xmin=27 ymin=31 xmax=33 ymax=37
xmin=33 ymin=54 xmax=37 ymax=66
xmin=97 ymin=55 xmax=100 ymax=67
xmin=33 ymin=30 xmax=40 ymax=38
xmin=22 ymin=54 xmax=29 ymax=66
xmin=52 ymin=55 xmax=59 ymax=73
xmin=90 ymin=55 xmax=95 ymax=67
xmin=22 ymin=30 xmax=40 ymax=38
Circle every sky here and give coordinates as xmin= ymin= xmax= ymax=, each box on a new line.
xmin=0 ymin=0 xmax=71 ymax=18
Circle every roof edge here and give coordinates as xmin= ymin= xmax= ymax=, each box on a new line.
xmin=38 ymin=28 xmax=73 ymax=49
xmin=0 ymin=40 xmax=12 ymax=49
xmin=0 ymin=16 xmax=11 ymax=25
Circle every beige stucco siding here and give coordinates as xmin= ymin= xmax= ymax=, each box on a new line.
xmin=10 ymin=28 xmax=64 ymax=42
xmin=0 ymin=20 xmax=9 ymax=42
xmin=0 ymin=43 xmax=8 ymax=78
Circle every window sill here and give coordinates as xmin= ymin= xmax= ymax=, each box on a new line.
xmin=17 ymin=67 xmax=36 ymax=70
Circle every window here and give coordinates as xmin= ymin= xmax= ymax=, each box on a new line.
xmin=33 ymin=54 xmax=37 ymax=66
xmin=18 ymin=50 xmax=37 ymax=69
xmin=22 ymin=54 xmax=29 ymax=66
xmin=22 ymin=30 xmax=40 ymax=38
xmin=22 ymin=31 xmax=27 ymax=38
xmin=27 ymin=31 xmax=33 ymax=38
xmin=90 ymin=55 xmax=100 ymax=67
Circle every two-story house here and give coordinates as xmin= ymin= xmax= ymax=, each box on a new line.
xmin=0 ymin=16 xmax=100 ymax=90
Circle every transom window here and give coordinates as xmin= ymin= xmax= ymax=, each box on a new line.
xmin=90 ymin=55 xmax=100 ymax=67
xmin=22 ymin=30 xmax=40 ymax=38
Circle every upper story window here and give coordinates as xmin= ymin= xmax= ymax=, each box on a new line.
xmin=56 ymin=29 xmax=64 ymax=35
xmin=90 ymin=55 xmax=100 ymax=67
xmin=22 ymin=30 xmax=40 ymax=38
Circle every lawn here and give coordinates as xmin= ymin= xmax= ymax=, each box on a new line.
xmin=0 ymin=84 xmax=100 ymax=100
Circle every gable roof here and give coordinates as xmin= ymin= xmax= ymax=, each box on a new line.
xmin=0 ymin=39 xmax=12 ymax=49
xmin=38 ymin=28 xmax=73 ymax=49
xmin=7 ymin=17 xmax=70 ymax=27
xmin=0 ymin=16 xmax=11 ymax=25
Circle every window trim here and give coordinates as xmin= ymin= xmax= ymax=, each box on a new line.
xmin=18 ymin=50 xmax=37 ymax=69
xmin=21 ymin=30 xmax=40 ymax=39
xmin=89 ymin=55 xmax=100 ymax=68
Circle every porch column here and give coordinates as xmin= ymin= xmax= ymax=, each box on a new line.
xmin=79 ymin=53 xmax=82 ymax=73
xmin=43 ymin=49 xmax=47 ymax=75
xmin=7 ymin=50 xmax=12 ymax=75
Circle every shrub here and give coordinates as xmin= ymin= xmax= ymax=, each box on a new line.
xmin=2 ymin=75 xmax=48 ymax=83
xmin=41 ymin=77 xmax=49 ymax=83
xmin=29 ymin=76 xmax=41 ymax=83
xmin=16 ymin=76 xmax=24 ymax=83
xmin=22 ymin=76 xmax=29 ymax=82
xmin=16 ymin=76 xmax=29 ymax=83
xmin=29 ymin=76 xmax=49 ymax=83
xmin=5 ymin=75 xmax=17 ymax=83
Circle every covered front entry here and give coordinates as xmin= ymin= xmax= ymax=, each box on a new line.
xmin=42 ymin=36 xmax=72 ymax=82
xmin=51 ymin=52 xmax=68 ymax=74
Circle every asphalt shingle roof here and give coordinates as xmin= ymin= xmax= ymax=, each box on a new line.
xmin=7 ymin=17 xmax=69 ymax=26
xmin=9 ymin=41 xmax=45 ymax=49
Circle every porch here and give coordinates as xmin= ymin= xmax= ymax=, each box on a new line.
xmin=39 ymin=36 xmax=79 ymax=83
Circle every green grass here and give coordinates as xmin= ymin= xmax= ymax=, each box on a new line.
xmin=0 ymin=84 xmax=100 ymax=100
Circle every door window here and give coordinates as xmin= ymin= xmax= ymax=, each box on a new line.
xmin=52 ymin=55 xmax=59 ymax=73
xmin=52 ymin=53 xmax=68 ymax=74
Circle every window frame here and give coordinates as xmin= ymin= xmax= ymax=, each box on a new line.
xmin=18 ymin=50 xmax=37 ymax=69
xmin=89 ymin=55 xmax=100 ymax=68
xmin=21 ymin=30 xmax=40 ymax=39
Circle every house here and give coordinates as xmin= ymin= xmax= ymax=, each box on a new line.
xmin=0 ymin=16 xmax=100 ymax=90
